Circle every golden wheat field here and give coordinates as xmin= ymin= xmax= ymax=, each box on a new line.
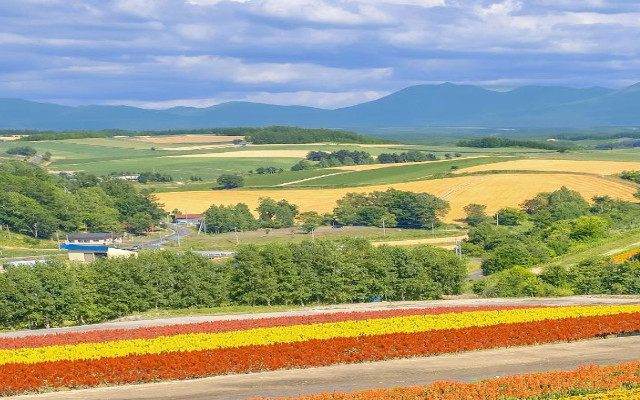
xmin=456 ymin=159 xmax=640 ymax=175
xmin=164 ymin=150 xmax=311 ymax=158
xmin=156 ymin=173 xmax=639 ymax=222
xmin=132 ymin=135 xmax=245 ymax=144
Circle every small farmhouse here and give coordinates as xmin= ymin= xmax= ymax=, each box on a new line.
xmin=66 ymin=233 xmax=123 ymax=245
xmin=172 ymin=213 xmax=203 ymax=226
xmin=61 ymin=244 xmax=136 ymax=263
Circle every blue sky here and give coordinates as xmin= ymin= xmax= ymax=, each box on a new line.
xmin=1 ymin=0 xmax=639 ymax=109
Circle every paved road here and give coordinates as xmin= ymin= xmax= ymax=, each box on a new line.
xmin=2 ymin=296 xmax=638 ymax=338
xmin=12 ymin=335 xmax=640 ymax=400
xmin=140 ymin=223 xmax=192 ymax=249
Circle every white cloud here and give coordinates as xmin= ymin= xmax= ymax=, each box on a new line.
xmin=153 ymin=55 xmax=392 ymax=86
xmin=111 ymin=89 xmax=388 ymax=109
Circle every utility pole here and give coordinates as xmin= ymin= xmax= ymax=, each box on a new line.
xmin=234 ymin=227 xmax=239 ymax=245
xmin=382 ymin=218 xmax=386 ymax=237
xmin=496 ymin=211 xmax=499 ymax=226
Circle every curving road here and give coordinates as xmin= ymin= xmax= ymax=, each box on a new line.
xmin=11 ymin=335 xmax=640 ymax=400
xmin=139 ymin=223 xmax=193 ymax=249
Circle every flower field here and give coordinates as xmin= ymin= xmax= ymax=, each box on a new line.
xmin=1 ymin=304 xmax=639 ymax=395
xmin=257 ymin=361 xmax=640 ymax=400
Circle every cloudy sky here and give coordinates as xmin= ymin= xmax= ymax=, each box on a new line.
xmin=1 ymin=0 xmax=639 ymax=109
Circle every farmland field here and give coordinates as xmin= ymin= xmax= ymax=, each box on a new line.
xmin=132 ymin=135 xmax=244 ymax=144
xmin=456 ymin=159 xmax=640 ymax=175
xmin=156 ymin=173 xmax=638 ymax=222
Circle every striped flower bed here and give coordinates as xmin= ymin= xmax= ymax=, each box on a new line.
xmin=1 ymin=305 xmax=639 ymax=395
xmin=258 ymin=361 xmax=640 ymax=400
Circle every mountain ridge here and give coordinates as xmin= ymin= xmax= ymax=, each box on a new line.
xmin=1 ymin=83 xmax=639 ymax=131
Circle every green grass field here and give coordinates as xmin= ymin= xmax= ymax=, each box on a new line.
xmin=286 ymin=156 xmax=510 ymax=188
xmin=1 ymin=136 xmax=637 ymax=191
xmin=162 ymin=226 xmax=464 ymax=251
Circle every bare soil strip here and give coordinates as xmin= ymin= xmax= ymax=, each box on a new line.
xmin=12 ymin=335 xmax=640 ymax=400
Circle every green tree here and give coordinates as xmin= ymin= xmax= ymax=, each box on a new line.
xmin=569 ymin=215 xmax=609 ymax=241
xmin=216 ymin=174 xmax=244 ymax=189
xmin=463 ymin=203 xmax=488 ymax=226
xmin=76 ymin=187 xmax=121 ymax=232
xmin=299 ymin=211 xmax=323 ymax=235
xmin=481 ymin=241 xmax=534 ymax=275
xmin=256 ymin=197 xmax=299 ymax=228
xmin=6 ymin=146 xmax=37 ymax=156
xmin=496 ymin=207 xmax=525 ymax=226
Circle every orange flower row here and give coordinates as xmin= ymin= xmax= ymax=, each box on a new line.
xmin=257 ymin=363 xmax=640 ymax=400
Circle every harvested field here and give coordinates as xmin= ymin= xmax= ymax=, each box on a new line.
xmin=156 ymin=173 xmax=639 ymax=222
xmin=132 ymin=135 xmax=245 ymax=144
xmin=456 ymin=159 xmax=640 ymax=175
xmin=165 ymin=150 xmax=309 ymax=159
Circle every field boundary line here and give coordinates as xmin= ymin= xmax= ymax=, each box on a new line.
xmin=277 ymin=171 xmax=356 ymax=186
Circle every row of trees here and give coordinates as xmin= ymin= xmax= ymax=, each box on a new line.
xmin=201 ymin=189 xmax=451 ymax=234
xmin=335 ymin=189 xmax=450 ymax=229
xmin=245 ymin=126 xmax=389 ymax=145
xmin=306 ymin=150 xmax=375 ymax=167
xmin=202 ymin=197 xmax=303 ymax=232
xmin=0 ymin=161 xmax=166 ymax=237
xmin=457 ymin=137 xmax=570 ymax=151
xmin=377 ymin=151 xmax=437 ymax=164
xmin=0 ymin=240 xmax=466 ymax=329
xmin=6 ymin=146 xmax=37 ymax=156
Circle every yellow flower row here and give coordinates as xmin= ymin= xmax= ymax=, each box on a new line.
xmin=2 ymin=305 xmax=639 ymax=366
xmin=555 ymin=387 xmax=640 ymax=399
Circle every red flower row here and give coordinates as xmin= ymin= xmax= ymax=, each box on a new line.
xmin=0 ymin=305 xmax=542 ymax=349
xmin=1 ymin=312 xmax=637 ymax=396
xmin=258 ymin=362 xmax=640 ymax=400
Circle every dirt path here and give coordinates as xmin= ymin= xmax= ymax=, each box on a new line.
xmin=2 ymin=296 xmax=638 ymax=338
xmin=12 ymin=335 xmax=640 ymax=400
xmin=276 ymin=170 xmax=355 ymax=186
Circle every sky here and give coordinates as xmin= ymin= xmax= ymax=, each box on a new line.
xmin=1 ymin=0 xmax=640 ymax=109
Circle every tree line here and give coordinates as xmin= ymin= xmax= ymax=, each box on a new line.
xmin=457 ymin=137 xmax=571 ymax=151
xmin=0 ymin=161 xmax=166 ymax=238
xmin=200 ymin=188 xmax=450 ymax=234
xmin=0 ymin=240 xmax=466 ymax=329
xmin=377 ymin=150 xmax=438 ymax=164
xmin=245 ymin=126 xmax=390 ymax=145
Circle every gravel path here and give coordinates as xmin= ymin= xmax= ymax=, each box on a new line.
xmin=2 ymin=295 xmax=638 ymax=338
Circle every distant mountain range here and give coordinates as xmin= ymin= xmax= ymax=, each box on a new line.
xmin=2 ymin=83 xmax=640 ymax=132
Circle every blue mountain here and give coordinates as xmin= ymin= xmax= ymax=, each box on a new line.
xmin=1 ymin=83 xmax=638 ymax=131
